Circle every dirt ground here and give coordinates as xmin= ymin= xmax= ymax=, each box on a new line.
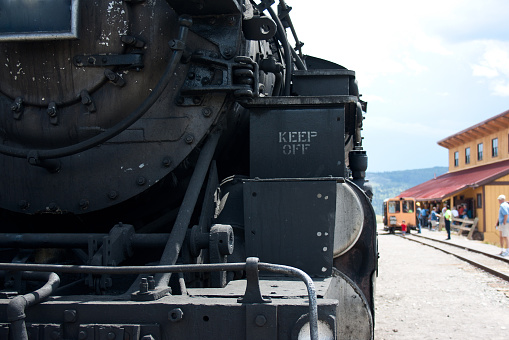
xmin=374 ymin=225 xmax=509 ymax=340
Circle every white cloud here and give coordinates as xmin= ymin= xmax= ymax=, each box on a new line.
xmin=470 ymin=41 xmax=509 ymax=96
xmin=492 ymin=80 xmax=509 ymax=97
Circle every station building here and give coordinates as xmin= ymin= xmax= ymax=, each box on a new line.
xmin=398 ymin=109 xmax=509 ymax=245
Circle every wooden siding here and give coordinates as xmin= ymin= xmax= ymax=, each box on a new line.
xmin=447 ymin=129 xmax=509 ymax=172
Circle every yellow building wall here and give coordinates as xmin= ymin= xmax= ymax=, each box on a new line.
xmin=483 ymin=178 xmax=509 ymax=246
xmin=447 ymin=129 xmax=509 ymax=172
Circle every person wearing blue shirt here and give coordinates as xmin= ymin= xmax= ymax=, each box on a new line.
xmin=419 ymin=207 xmax=427 ymax=233
xmin=430 ymin=207 xmax=438 ymax=231
xmin=497 ymin=194 xmax=509 ymax=256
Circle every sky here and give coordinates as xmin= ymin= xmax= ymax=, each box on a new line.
xmin=286 ymin=0 xmax=509 ymax=172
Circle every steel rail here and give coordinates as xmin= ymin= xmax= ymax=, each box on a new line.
xmin=413 ymin=233 xmax=509 ymax=264
xmin=403 ymin=236 xmax=509 ymax=282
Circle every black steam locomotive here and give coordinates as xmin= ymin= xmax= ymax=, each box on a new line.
xmin=0 ymin=0 xmax=377 ymax=339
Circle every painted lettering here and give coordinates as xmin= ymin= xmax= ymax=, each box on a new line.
xmin=278 ymin=131 xmax=317 ymax=155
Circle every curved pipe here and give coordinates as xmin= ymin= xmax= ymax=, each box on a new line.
xmin=267 ymin=7 xmax=293 ymax=96
xmin=0 ymin=16 xmax=192 ymax=161
xmin=7 ymin=272 xmax=60 ymax=340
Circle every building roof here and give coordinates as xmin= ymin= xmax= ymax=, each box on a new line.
xmin=437 ymin=109 xmax=509 ymax=149
xmin=398 ymin=159 xmax=509 ymax=201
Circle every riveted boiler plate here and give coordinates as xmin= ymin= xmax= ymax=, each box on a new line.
xmin=0 ymin=0 xmax=129 ymax=106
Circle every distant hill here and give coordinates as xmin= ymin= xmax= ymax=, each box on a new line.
xmin=367 ymin=166 xmax=449 ymax=215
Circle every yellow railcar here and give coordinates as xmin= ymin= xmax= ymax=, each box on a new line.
xmin=382 ymin=197 xmax=418 ymax=233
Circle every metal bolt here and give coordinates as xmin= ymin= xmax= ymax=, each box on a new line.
xmin=139 ymin=278 xmax=149 ymax=294
xmin=188 ymin=72 xmax=195 ymax=80
xmin=184 ymin=134 xmax=194 ymax=144
xmin=168 ymin=308 xmax=184 ymax=322
xmin=255 ymin=314 xmax=267 ymax=326
xmin=47 ymin=103 xmax=57 ymax=117
xmin=107 ymin=332 xmax=116 ymax=340
xmin=136 ymin=176 xmax=146 ymax=186
xmin=64 ymin=309 xmax=77 ymax=323
xmin=223 ymin=47 xmax=234 ymax=58
xmin=79 ymin=199 xmax=89 ymax=210
xmin=18 ymin=200 xmax=29 ymax=210
xmin=162 ymin=157 xmax=172 ymax=167
xmin=108 ymin=190 xmax=118 ymax=200
xmin=148 ymin=276 xmax=155 ymax=290
xmin=202 ymin=107 xmax=212 ymax=117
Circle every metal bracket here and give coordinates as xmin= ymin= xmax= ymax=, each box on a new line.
xmin=73 ymin=53 xmax=143 ymax=70
xmin=238 ymin=257 xmax=271 ymax=304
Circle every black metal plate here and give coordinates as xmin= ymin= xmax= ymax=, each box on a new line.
xmin=249 ymin=107 xmax=345 ymax=178
xmin=243 ymin=179 xmax=335 ymax=277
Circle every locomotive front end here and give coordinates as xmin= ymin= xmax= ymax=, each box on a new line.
xmin=0 ymin=1 xmax=377 ymax=339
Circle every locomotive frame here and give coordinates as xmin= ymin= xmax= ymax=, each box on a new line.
xmin=0 ymin=1 xmax=377 ymax=339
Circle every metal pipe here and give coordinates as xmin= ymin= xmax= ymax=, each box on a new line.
xmin=155 ymin=130 xmax=222 ymax=288
xmin=267 ymin=7 xmax=293 ymax=96
xmin=0 ymin=233 xmax=169 ymax=248
xmin=7 ymin=271 xmax=60 ymax=340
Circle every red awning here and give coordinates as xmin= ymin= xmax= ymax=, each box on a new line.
xmin=399 ymin=159 xmax=509 ymax=201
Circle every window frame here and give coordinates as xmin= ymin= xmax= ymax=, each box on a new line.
xmin=492 ymin=138 xmax=499 ymax=157
xmin=477 ymin=143 xmax=483 ymax=161
xmin=465 ymin=147 xmax=470 ymax=164
xmin=454 ymin=151 xmax=459 ymax=166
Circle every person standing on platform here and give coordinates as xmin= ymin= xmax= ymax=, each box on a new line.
xmin=430 ymin=207 xmax=438 ymax=231
xmin=496 ymin=195 xmax=509 ymax=256
xmin=416 ymin=204 xmax=421 ymax=231
xmin=419 ymin=206 xmax=427 ymax=233
xmin=444 ymin=205 xmax=452 ymax=240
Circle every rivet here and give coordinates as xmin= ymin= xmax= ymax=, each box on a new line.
xmin=79 ymin=199 xmax=89 ymax=210
xmin=255 ymin=314 xmax=267 ymax=326
xmin=136 ymin=176 xmax=146 ymax=186
xmin=64 ymin=309 xmax=77 ymax=323
xmin=162 ymin=157 xmax=172 ymax=167
xmin=184 ymin=134 xmax=194 ymax=144
xmin=18 ymin=200 xmax=29 ymax=210
xmin=107 ymin=332 xmax=116 ymax=340
xmin=202 ymin=107 xmax=212 ymax=117
xmin=108 ymin=190 xmax=118 ymax=200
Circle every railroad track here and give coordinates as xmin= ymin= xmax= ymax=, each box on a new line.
xmin=403 ymin=233 xmax=509 ymax=283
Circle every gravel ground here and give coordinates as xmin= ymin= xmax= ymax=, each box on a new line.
xmin=374 ymin=225 xmax=509 ymax=340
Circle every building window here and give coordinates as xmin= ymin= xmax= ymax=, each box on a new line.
xmin=492 ymin=138 xmax=498 ymax=157
xmin=454 ymin=151 xmax=459 ymax=166
xmin=477 ymin=143 xmax=483 ymax=161
xmin=465 ymin=147 xmax=470 ymax=164
xmin=476 ymin=193 xmax=482 ymax=208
